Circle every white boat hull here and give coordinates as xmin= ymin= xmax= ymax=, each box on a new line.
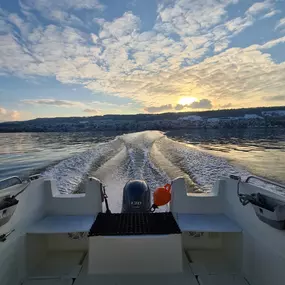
xmin=0 ymin=175 xmax=285 ymax=285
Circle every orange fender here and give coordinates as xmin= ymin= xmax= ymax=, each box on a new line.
xmin=153 ymin=183 xmax=172 ymax=207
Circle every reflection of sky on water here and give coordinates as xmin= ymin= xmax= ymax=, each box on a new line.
xmin=0 ymin=132 xmax=120 ymax=179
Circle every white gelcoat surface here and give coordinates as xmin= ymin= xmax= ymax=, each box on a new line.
xmin=88 ymin=234 xmax=183 ymax=274
xmin=177 ymin=214 xmax=241 ymax=232
xmin=27 ymin=215 xmax=96 ymax=233
xmin=1 ymin=176 xmax=285 ymax=285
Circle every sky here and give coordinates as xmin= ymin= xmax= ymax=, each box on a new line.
xmin=0 ymin=0 xmax=285 ymax=121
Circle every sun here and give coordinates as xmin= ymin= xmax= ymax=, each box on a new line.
xmin=178 ymin=97 xmax=197 ymax=105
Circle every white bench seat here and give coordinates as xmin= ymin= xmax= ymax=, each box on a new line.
xmin=177 ymin=214 xmax=241 ymax=232
xmin=26 ymin=215 xmax=96 ymax=234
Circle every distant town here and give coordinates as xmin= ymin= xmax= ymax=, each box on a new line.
xmin=0 ymin=106 xmax=285 ymax=132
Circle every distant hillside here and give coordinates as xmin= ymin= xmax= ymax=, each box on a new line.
xmin=0 ymin=106 xmax=285 ymax=132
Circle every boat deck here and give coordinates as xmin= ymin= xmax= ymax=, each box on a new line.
xmin=22 ymin=212 xmax=245 ymax=285
xmin=22 ymin=249 xmax=249 ymax=285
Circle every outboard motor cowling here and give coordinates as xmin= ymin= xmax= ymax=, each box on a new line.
xmin=122 ymin=180 xmax=151 ymax=212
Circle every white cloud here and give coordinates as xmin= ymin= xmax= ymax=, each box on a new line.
xmin=97 ymin=12 xmax=140 ymax=38
xmin=0 ymin=107 xmax=20 ymax=121
xmin=0 ymin=2 xmax=255 ymax=89
xmin=0 ymin=107 xmax=7 ymax=115
xmin=83 ymin=108 xmax=99 ymax=114
xmin=92 ymin=101 xmax=120 ymax=107
xmin=275 ymin=18 xmax=285 ymax=30
xmin=21 ymin=0 xmax=104 ymax=12
xmin=7 ymin=13 xmax=31 ymax=36
xmin=246 ymin=1 xmax=273 ymax=16
xmin=0 ymin=19 xmax=8 ymax=33
xmin=180 ymin=44 xmax=285 ymax=105
xmin=252 ymin=36 xmax=285 ymax=49
xmin=0 ymin=1 xmax=285 ymax=112
xmin=22 ymin=99 xmax=86 ymax=107
xmin=48 ymin=10 xmax=84 ymax=27
xmin=21 ymin=99 xmax=105 ymax=115
xmin=20 ymin=0 xmax=104 ymax=27
xmin=262 ymin=10 xmax=280 ymax=19
xmin=263 ymin=95 xmax=285 ymax=101
xmin=224 ymin=16 xmax=254 ymax=36
xmin=155 ymin=0 xmax=235 ymax=36
xmin=214 ymin=39 xmax=230 ymax=52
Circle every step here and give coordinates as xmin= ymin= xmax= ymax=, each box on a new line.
xmin=198 ymin=274 xmax=249 ymax=285
xmin=22 ymin=279 xmax=72 ymax=285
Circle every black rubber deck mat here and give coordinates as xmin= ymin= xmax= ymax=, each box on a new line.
xmin=89 ymin=212 xmax=181 ymax=236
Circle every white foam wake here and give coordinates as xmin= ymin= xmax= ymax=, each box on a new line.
xmin=155 ymin=136 xmax=250 ymax=192
xmin=42 ymin=131 xmax=283 ymax=208
xmin=43 ymin=139 xmax=122 ymax=194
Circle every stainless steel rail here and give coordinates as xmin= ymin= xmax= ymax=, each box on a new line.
xmin=0 ymin=176 xmax=22 ymax=191
xmin=245 ymin=175 xmax=285 ymax=190
xmin=0 ymin=176 xmax=22 ymax=184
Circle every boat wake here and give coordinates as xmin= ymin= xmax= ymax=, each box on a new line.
xmin=43 ymin=131 xmax=250 ymax=211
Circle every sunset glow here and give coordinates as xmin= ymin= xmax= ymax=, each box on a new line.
xmin=0 ymin=0 xmax=285 ymax=121
xmin=178 ymin=97 xmax=197 ymax=106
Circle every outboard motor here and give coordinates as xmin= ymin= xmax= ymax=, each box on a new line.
xmin=122 ymin=180 xmax=151 ymax=212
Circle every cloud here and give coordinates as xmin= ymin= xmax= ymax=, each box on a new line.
xmin=224 ymin=16 xmax=254 ymax=36
xmin=174 ymin=104 xmax=185 ymax=111
xmin=144 ymin=104 xmax=172 ymax=113
xmin=0 ymin=19 xmax=8 ymax=33
xmin=175 ymin=99 xmax=213 ymax=110
xmin=263 ymin=95 xmax=285 ymax=101
xmin=214 ymin=39 xmax=230 ymax=53
xmin=0 ymin=107 xmax=7 ymax=115
xmin=47 ymin=10 xmax=84 ymax=27
xmin=0 ymin=3 xmax=255 ymax=105
xmin=155 ymin=0 xmax=236 ymax=36
xmin=0 ymin=107 xmax=20 ymax=121
xmin=83 ymin=108 xmax=99 ymax=114
xmin=262 ymin=10 xmax=280 ymax=19
xmin=190 ymin=99 xmax=213 ymax=109
xmin=275 ymin=18 xmax=285 ymax=30
xmin=246 ymin=1 xmax=273 ymax=16
xmin=92 ymin=101 xmax=120 ymax=107
xmin=146 ymin=99 xmax=213 ymax=113
xmin=22 ymin=99 xmax=85 ymax=107
xmin=97 ymin=12 xmax=140 ymax=38
xmin=252 ymin=35 xmax=285 ymax=49
xmin=21 ymin=0 xmax=104 ymax=12
xmin=0 ymin=0 xmax=285 ymax=114
xmin=20 ymin=0 xmax=104 ymax=27
xmin=10 ymin=110 xmax=20 ymax=120
xmin=2 ymin=16 xmax=285 ymax=109
xmin=7 ymin=13 xmax=31 ymax=36
xmin=219 ymin=103 xmax=233 ymax=108
xmin=22 ymin=99 xmax=104 ymax=115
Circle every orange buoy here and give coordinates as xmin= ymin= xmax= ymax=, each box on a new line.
xmin=153 ymin=183 xmax=172 ymax=207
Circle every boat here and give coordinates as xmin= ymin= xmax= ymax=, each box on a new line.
xmin=1 ymin=173 xmax=285 ymax=285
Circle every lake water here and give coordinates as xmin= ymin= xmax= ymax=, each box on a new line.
xmin=0 ymin=129 xmax=284 ymax=211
